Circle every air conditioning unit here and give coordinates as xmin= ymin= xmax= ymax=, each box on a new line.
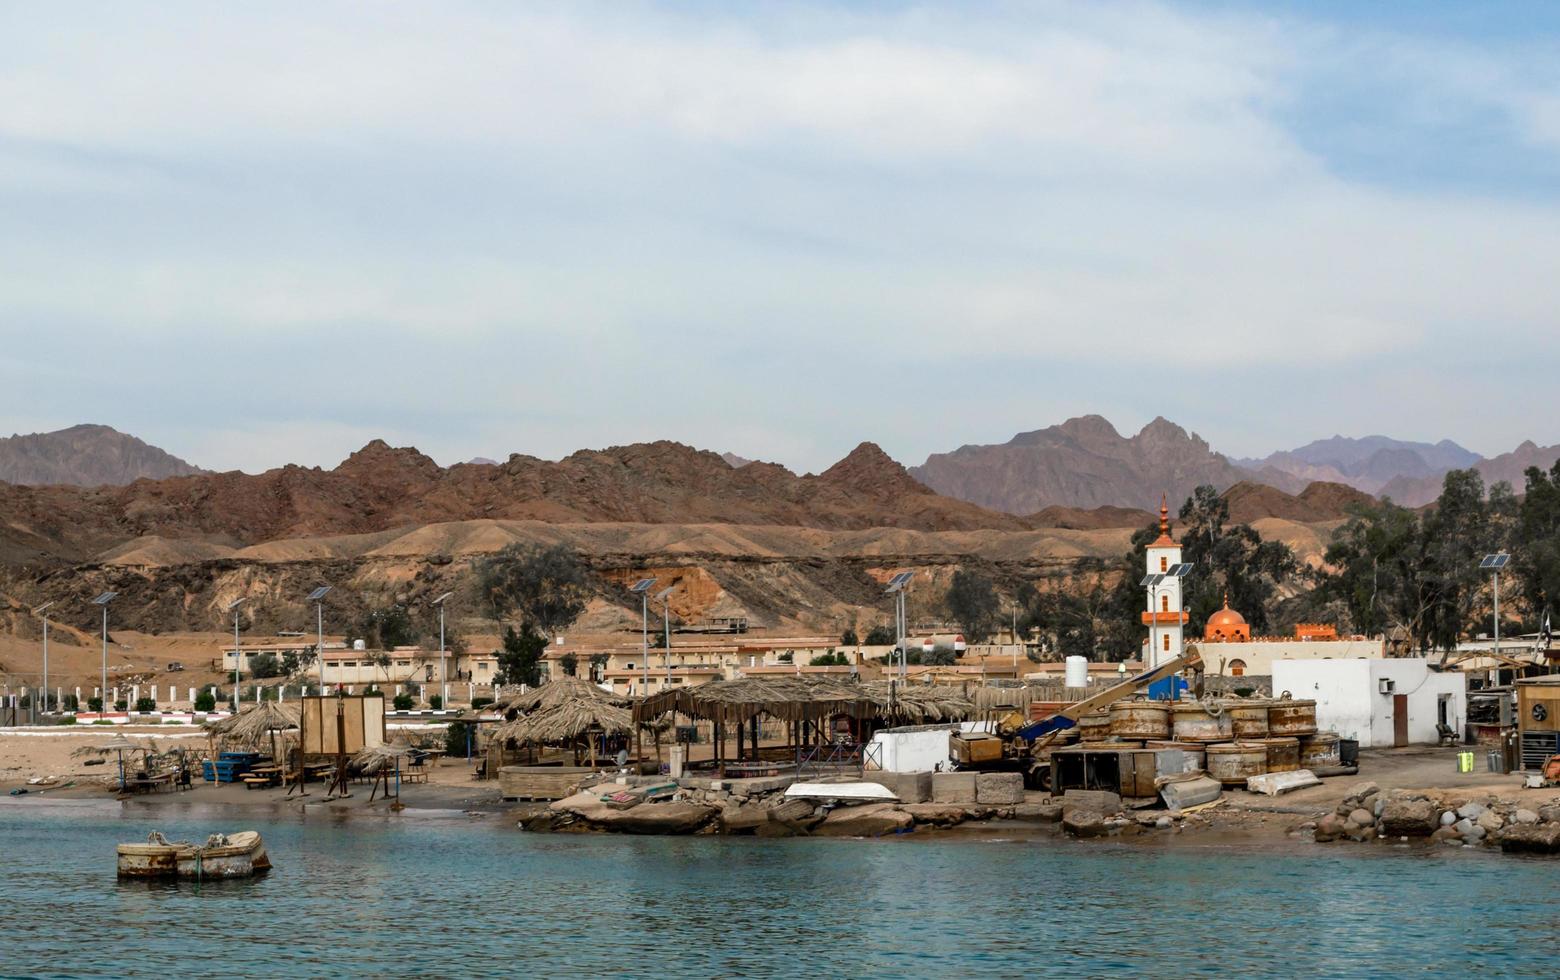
xmin=1379 ymin=678 xmax=1396 ymax=694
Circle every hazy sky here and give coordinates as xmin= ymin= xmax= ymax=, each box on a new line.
xmin=4 ymin=1 xmax=1560 ymax=474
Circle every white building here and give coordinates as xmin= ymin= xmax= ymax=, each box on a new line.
xmin=1142 ymin=496 xmax=1187 ymax=669
xmin=1272 ymin=659 xmax=1467 ymax=748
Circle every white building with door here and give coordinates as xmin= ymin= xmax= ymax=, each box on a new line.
xmin=1272 ymin=659 xmax=1467 ymax=748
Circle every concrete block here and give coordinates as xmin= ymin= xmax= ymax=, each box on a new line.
xmin=930 ymin=771 xmax=978 ymax=804
xmin=975 ymin=771 xmax=1024 ymax=805
xmin=1062 ymin=789 xmax=1122 ymax=817
xmin=875 ymin=770 xmax=933 ymax=804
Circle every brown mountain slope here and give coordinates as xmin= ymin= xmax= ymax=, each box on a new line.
xmin=911 ymin=415 xmax=1305 ymax=514
xmin=1221 ymin=481 xmax=1374 ymax=524
xmin=1380 ymin=440 xmax=1560 ymax=506
xmin=0 ymin=424 xmax=204 ymax=487
xmin=0 ymin=439 xmax=1030 ymax=565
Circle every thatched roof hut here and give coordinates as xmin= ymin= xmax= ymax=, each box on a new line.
xmin=493 ymin=697 xmax=633 ymax=746
xmin=632 ymin=676 xmax=973 ymax=727
xmin=352 ymin=741 xmax=413 ymax=775
xmin=491 ymin=676 xmax=627 ymax=716
xmin=205 ymin=700 xmax=300 ymax=741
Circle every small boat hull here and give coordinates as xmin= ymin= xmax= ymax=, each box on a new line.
xmin=118 ymin=831 xmax=271 ymax=879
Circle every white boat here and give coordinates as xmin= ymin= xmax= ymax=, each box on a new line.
xmin=117 ymin=831 xmax=272 ymax=879
xmin=784 ymin=781 xmax=899 ymax=802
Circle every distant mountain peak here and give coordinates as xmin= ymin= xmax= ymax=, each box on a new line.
xmin=817 ymin=442 xmax=931 ymax=497
xmin=0 ymin=424 xmax=204 ymax=487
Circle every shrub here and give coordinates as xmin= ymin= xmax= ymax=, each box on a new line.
xmin=393 ymin=693 xmax=414 ymax=711
xmin=445 ymin=721 xmax=469 ymax=756
xmin=87 ymin=697 xmax=103 ymax=712
xmin=194 ymin=691 xmax=216 ymax=712
xmin=135 ymin=697 xmax=157 ymax=713
xmin=429 ymin=694 xmax=443 ymax=710
xmin=57 ymin=715 xmax=77 ymax=726
xmin=472 ymin=696 xmax=494 ymax=710
xmin=113 ymin=700 xmax=127 ymax=711
xmin=64 ymin=693 xmax=79 ymax=710
xmin=249 ymin=652 xmax=283 ymax=678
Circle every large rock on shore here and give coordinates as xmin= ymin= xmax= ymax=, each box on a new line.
xmin=553 ymin=792 xmax=718 ymax=835
xmin=1379 ymin=798 xmax=1438 ymax=837
xmin=1063 ymin=809 xmax=1109 ymax=838
xmin=1062 ymin=790 xmax=1122 ymax=818
xmin=814 ymin=804 xmax=914 ymax=837
xmin=975 ymin=772 xmax=1024 ymax=806
xmin=720 ymin=803 xmax=773 ymax=833
xmin=767 ymin=799 xmax=824 ymax=831
xmin=900 ymin=803 xmax=977 ymax=827
xmin=1499 ymin=823 xmax=1560 ymax=854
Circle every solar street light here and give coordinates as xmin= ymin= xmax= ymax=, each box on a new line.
xmin=655 ymin=587 xmax=676 ymax=685
xmin=432 ymin=592 xmax=454 ymax=708
xmin=1481 ymin=553 xmax=1510 ymax=655
xmin=629 ymin=578 xmax=657 ymax=692
xmin=91 ymin=592 xmax=118 ymax=714
xmin=227 ymin=597 xmax=248 ymax=709
xmin=307 ymin=587 xmax=332 ymax=692
xmin=32 ymin=601 xmax=56 ymax=716
xmin=885 ymin=572 xmax=914 ymax=680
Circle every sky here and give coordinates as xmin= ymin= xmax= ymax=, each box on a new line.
xmin=4 ymin=1 xmax=1560 ymax=474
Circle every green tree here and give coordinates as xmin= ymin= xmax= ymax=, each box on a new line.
xmin=559 ymin=652 xmax=579 ymax=676
xmin=495 ymin=625 xmax=547 ymax=687
xmin=1517 ymin=461 xmax=1560 ymax=625
xmin=356 ymin=604 xmax=420 ymax=650
xmin=863 ymin=623 xmax=897 ymax=646
xmin=249 ymin=652 xmax=283 ymax=679
xmin=194 ymin=690 xmax=216 ymax=712
xmin=944 ymin=569 xmax=1001 ymax=642
xmin=475 ymin=544 xmax=592 ymax=640
xmin=1172 ymin=485 xmax=1298 ymax=636
xmin=809 ymin=651 xmax=848 ymax=666
xmin=840 ymin=627 xmax=859 ymax=646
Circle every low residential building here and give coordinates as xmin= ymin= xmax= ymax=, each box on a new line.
xmin=1159 ymin=599 xmax=1382 ymax=678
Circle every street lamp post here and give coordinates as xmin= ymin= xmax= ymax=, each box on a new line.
xmin=308 ymin=587 xmax=332 ymax=694
xmin=33 ymin=602 xmax=56 ymax=718
xmin=432 ymin=592 xmax=453 ymax=708
xmin=656 ymin=587 xmax=675 ymax=688
xmin=228 ymin=597 xmax=247 ymax=710
xmin=885 ymin=572 xmax=914 ymax=681
xmin=628 ymin=579 xmax=656 ymax=695
xmin=1480 ymin=553 xmax=1511 ymax=659
xmin=91 ymin=592 xmax=118 ymax=714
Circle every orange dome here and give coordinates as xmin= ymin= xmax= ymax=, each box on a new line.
xmin=1207 ymin=605 xmax=1247 ymax=628
xmin=1203 ymin=592 xmax=1251 ymax=642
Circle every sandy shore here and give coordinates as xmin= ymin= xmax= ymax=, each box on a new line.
xmin=5 ymin=730 xmax=1557 ymax=849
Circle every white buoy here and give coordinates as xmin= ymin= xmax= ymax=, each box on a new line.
xmin=1065 ymin=656 xmax=1089 ymax=688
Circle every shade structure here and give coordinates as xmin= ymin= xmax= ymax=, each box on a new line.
xmin=492 ymin=697 xmax=634 ymax=746
xmin=491 ymin=676 xmax=627 ymax=716
xmin=632 ymin=676 xmax=973 ymax=728
xmin=352 ymin=740 xmax=413 ymax=775
xmin=204 ymin=700 xmax=300 ymax=747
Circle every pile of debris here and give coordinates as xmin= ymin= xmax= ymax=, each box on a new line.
xmin=1307 ymin=782 xmax=1560 ymax=854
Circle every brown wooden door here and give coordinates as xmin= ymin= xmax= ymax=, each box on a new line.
xmin=1393 ymin=694 xmax=1409 ymax=747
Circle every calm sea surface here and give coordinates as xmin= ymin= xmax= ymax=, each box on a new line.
xmin=0 ymin=801 xmax=1553 ymax=978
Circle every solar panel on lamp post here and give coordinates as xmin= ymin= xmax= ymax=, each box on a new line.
xmin=432 ymin=592 xmax=454 ymax=709
xmin=629 ymin=579 xmax=656 ymax=695
xmin=656 ymin=587 xmax=676 ymax=688
xmin=91 ymin=592 xmax=117 ymax=715
xmin=33 ymin=602 xmax=56 ymax=718
xmin=1480 ymin=553 xmax=1510 ymax=657
xmin=1140 ymin=574 xmax=1164 ymax=672
xmin=885 ymin=573 xmax=914 ymax=680
xmin=307 ymin=587 xmax=331 ymax=694
xmin=227 ymin=597 xmax=248 ymax=710
xmin=1166 ymin=564 xmax=1194 ymax=699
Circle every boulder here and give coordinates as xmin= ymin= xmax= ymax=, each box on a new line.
xmin=1499 ymin=822 xmax=1560 ymax=854
xmin=814 ymin=803 xmax=914 ymax=837
xmin=1012 ymin=802 xmax=1064 ymax=823
xmin=931 ymin=771 xmax=978 ymax=804
xmin=1539 ymin=804 xmax=1560 ymax=824
xmin=1346 ymin=825 xmax=1377 ymax=843
xmin=873 ymin=770 xmax=932 ymax=804
xmin=1347 ymin=781 xmax=1380 ymax=801
xmin=719 ymin=803 xmax=773 ymax=833
xmin=1454 ymin=818 xmax=1478 ymax=837
xmin=1348 ymin=808 xmax=1375 ymax=828
xmin=1062 ymin=789 xmax=1122 ymax=817
xmin=754 ymin=822 xmax=799 ymax=838
xmin=1378 ymin=798 xmax=1439 ymax=837
xmin=1477 ymin=811 xmax=1506 ymax=834
xmin=588 ymin=802 xmax=718 ymax=835
xmin=1313 ymin=813 xmax=1347 ymax=842
xmin=900 ymin=803 xmax=974 ymax=827
xmin=1440 ymin=811 xmax=1457 ymax=827
xmin=767 ymin=799 xmax=824 ymax=830
xmin=1154 ymin=816 xmax=1174 ymax=830
xmin=975 ymin=772 xmax=1025 ymax=806
xmin=1430 ymin=827 xmax=1463 ymax=846
xmin=1063 ymin=809 xmax=1109 ymax=838
xmin=1456 ymin=801 xmax=1488 ymax=821
xmin=1514 ymin=808 xmax=1540 ymax=826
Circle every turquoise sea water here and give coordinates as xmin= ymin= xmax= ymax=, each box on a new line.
xmin=0 ymin=801 xmax=1554 ymax=978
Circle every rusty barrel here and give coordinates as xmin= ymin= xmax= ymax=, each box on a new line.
xmin=1077 ymin=712 xmax=1112 ymax=742
xmin=1206 ymin=742 xmax=1269 ymax=786
xmin=1258 ymin=736 xmax=1300 ymax=773
xmin=1224 ymin=701 xmax=1270 ymax=739
xmin=1298 ymin=731 xmax=1341 ymax=769
xmin=1145 ymin=739 xmax=1207 ymax=773
xmin=1267 ymin=699 xmax=1318 ymax=737
xmin=1171 ymin=701 xmax=1234 ymax=742
xmin=1108 ymin=700 xmax=1171 ymax=741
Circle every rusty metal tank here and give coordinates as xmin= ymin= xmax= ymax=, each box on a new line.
xmin=1171 ymin=701 xmax=1234 ymax=742
xmin=1298 ymin=731 xmax=1341 ymax=769
xmin=1077 ymin=712 xmax=1112 ymax=742
xmin=1108 ymin=700 xmax=1172 ymax=740
xmin=1145 ymin=739 xmax=1207 ymax=773
xmin=1205 ymin=742 xmax=1268 ymax=786
xmin=1258 ymin=736 xmax=1300 ymax=773
xmin=1267 ymin=697 xmax=1318 ymax=737
xmin=1224 ymin=700 xmax=1270 ymax=739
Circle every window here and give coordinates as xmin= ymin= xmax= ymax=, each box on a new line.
xmin=1161 ymin=594 xmax=1170 ymax=613
xmin=1229 ymin=659 xmax=1247 ymax=677
xmin=1162 ymin=634 xmax=1170 ymax=652
xmin=1159 ymin=556 xmax=1168 ymax=572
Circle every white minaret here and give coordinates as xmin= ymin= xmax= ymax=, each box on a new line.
xmin=1142 ymin=495 xmax=1185 ymax=668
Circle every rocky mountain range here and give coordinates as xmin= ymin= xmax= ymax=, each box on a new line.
xmin=1234 ymin=435 xmax=1482 ymax=496
xmin=909 ymin=415 xmax=1289 ymax=515
xmin=1378 ymin=440 xmax=1560 ymax=507
xmin=0 ymin=424 xmax=203 ymax=487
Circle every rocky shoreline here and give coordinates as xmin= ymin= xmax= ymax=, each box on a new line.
xmin=1306 ymin=781 xmax=1560 ymax=854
